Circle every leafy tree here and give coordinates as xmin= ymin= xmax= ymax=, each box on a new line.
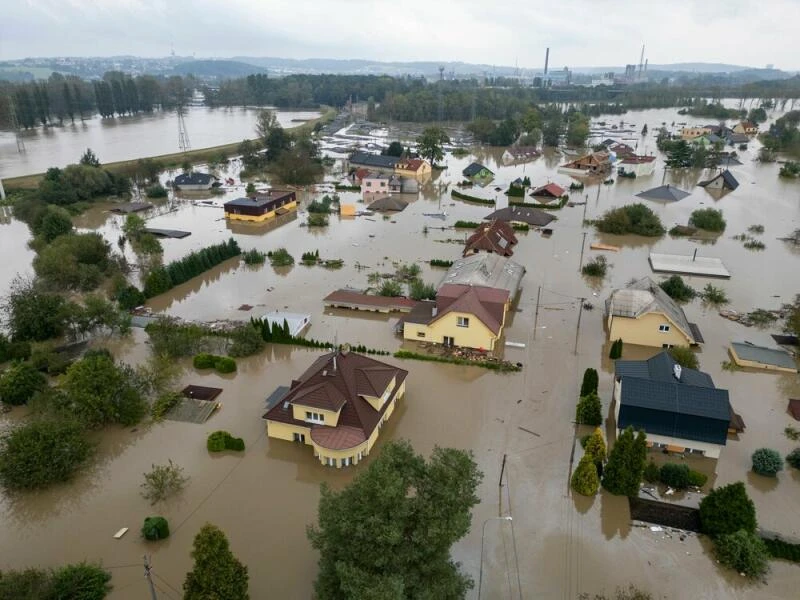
xmin=594 ymin=204 xmax=665 ymax=237
xmin=416 ymin=127 xmax=450 ymax=166
xmin=787 ymin=448 xmax=800 ymax=469
xmin=60 ymin=352 xmax=146 ymax=427
xmin=0 ymin=362 xmax=47 ymax=406
xmin=659 ymin=275 xmax=696 ymax=302
xmin=254 ymin=109 xmax=279 ymax=144
xmin=142 ymin=516 xmax=170 ymax=541
xmin=409 ymin=279 xmax=436 ymax=301
xmin=2 ymin=276 xmax=71 ymax=342
xmin=227 ymin=325 xmax=266 ymax=358
xmin=79 ymin=148 xmax=101 ymax=167
xmin=384 ymin=141 xmax=405 ymax=157
xmin=689 ymin=208 xmax=726 ymax=232
xmin=785 ymin=294 xmax=800 ymax=337
xmin=576 ymin=392 xmax=602 ymax=426
xmin=245 ymin=182 xmax=256 ymax=195
xmin=751 ymin=448 xmax=783 ymax=477
xmin=308 ymin=440 xmax=482 ymax=599
xmin=714 ymin=530 xmax=769 ymax=579
xmin=184 ymin=523 xmax=249 ymax=600
xmin=659 ymin=463 xmax=691 ymax=489
xmin=141 ymin=459 xmax=188 ymax=505
xmin=33 ymin=233 xmax=113 ymax=291
xmin=609 ymin=338 xmax=623 ymax=360
xmin=580 ymin=368 xmax=599 ymax=397
xmin=643 ymin=460 xmax=660 ymax=483
xmin=699 ymin=481 xmax=757 ymax=536
xmin=50 ymin=563 xmax=112 ymax=599
xmin=667 ymin=346 xmax=699 ymax=370
xmin=747 ymin=107 xmax=768 ymax=124
xmin=566 ymin=112 xmax=590 ymax=146
xmin=34 ymin=205 xmax=73 ymax=242
xmin=602 ymin=427 xmax=647 ymax=496
xmin=584 ymin=428 xmax=607 ymax=468
xmin=0 ymin=420 xmax=91 ymax=490
xmin=571 ymin=454 xmax=600 ymax=496
xmin=378 ymin=280 xmax=403 ymax=297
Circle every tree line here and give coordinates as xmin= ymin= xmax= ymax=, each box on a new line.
xmin=0 ymin=71 xmax=194 ymax=129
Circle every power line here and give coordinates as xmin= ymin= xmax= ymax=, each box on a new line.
xmin=153 ymin=573 xmax=182 ymax=598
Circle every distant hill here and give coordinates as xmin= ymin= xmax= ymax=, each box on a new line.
xmin=172 ymin=59 xmax=268 ymax=78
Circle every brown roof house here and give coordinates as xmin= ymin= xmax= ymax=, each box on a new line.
xmin=263 ymin=349 xmax=408 ymax=468
xmin=557 ymin=151 xmax=611 ymax=176
xmin=463 ymin=220 xmax=518 ymax=257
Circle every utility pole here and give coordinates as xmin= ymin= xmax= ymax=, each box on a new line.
xmin=143 ymin=555 xmax=158 ymax=600
xmin=577 ymin=231 xmax=587 ymax=272
xmin=532 ymin=285 xmax=542 ymax=340
xmin=574 ymin=298 xmax=585 ymax=356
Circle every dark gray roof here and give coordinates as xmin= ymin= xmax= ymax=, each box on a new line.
xmin=174 ymin=172 xmax=214 ymax=185
xmin=368 ymin=196 xmax=408 ymax=211
xmin=731 ymin=342 xmax=797 ymax=370
xmin=463 ymin=162 xmax=493 ymax=177
xmin=635 ymin=184 xmax=691 ymax=202
xmin=616 ymin=349 xmax=730 ymax=446
xmin=727 ymin=132 xmax=749 ymax=144
xmin=618 ymin=378 xmax=730 ymax=445
xmin=485 ymin=205 xmax=555 ymax=227
xmin=349 ymin=152 xmax=398 ymax=169
xmin=699 ymin=169 xmax=739 ymax=190
xmin=616 ymin=350 xmax=714 ymax=388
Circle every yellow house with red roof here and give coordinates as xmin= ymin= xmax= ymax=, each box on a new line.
xmin=263 ymin=350 xmax=407 ymax=467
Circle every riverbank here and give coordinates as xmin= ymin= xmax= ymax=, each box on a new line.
xmin=2 ymin=106 xmax=337 ymax=190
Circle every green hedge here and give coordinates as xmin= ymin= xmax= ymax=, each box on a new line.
xmin=430 ymin=259 xmax=453 ymax=268
xmin=393 ymin=350 xmax=521 ymax=372
xmin=454 ymin=220 xmax=480 ymax=228
xmin=509 ymin=196 xmax=568 ymax=210
xmin=207 ymin=430 xmax=245 ymax=452
xmin=193 ymin=353 xmax=237 ymax=374
xmin=763 ymin=537 xmax=800 ymax=562
xmin=143 ymin=238 xmax=241 ymax=298
xmin=451 ymin=190 xmax=494 ymax=205
xmin=142 ymin=516 xmax=170 ymax=541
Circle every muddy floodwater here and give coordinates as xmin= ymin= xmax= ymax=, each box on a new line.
xmin=1 ymin=104 xmax=799 ymax=599
xmin=0 ymin=106 xmax=321 ymax=177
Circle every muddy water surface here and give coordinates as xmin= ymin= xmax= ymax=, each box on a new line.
xmin=1 ymin=104 xmax=799 ymax=599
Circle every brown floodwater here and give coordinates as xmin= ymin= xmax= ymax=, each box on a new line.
xmin=1 ymin=104 xmax=799 ymax=599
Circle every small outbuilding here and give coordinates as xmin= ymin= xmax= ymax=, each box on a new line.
xmin=698 ymin=170 xmax=739 ymax=192
xmin=531 ymin=183 xmax=565 ymax=199
xmin=484 ymin=205 xmax=555 ymax=227
xmin=173 ymin=172 xmax=217 ymax=191
xmin=729 ymin=342 xmax=798 ymax=373
xmin=367 ymin=196 xmax=408 ymax=212
xmin=636 ymin=184 xmax=691 ymax=203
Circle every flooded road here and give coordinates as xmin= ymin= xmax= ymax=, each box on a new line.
xmin=0 ymin=104 xmax=799 ymax=598
xmin=0 ymin=106 xmax=321 ymax=177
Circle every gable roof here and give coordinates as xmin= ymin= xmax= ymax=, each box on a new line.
xmin=532 ymin=183 xmax=565 ymax=198
xmin=263 ymin=351 xmax=408 ymax=447
xmin=349 ymin=152 xmax=398 ymax=169
xmin=616 ymin=350 xmax=714 ymax=388
xmin=368 ymin=196 xmax=408 ymax=211
xmin=395 ymin=158 xmax=427 ymax=171
xmin=440 ymin=253 xmax=525 ymax=299
xmin=485 ymin=205 xmax=555 ymax=227
xmin=174 ymin=172 xmax=215 ymax=186
xmin=463 ymin=162 xmax=493 ymax=177
xmin=606 ymin=276 xmax=701 ymax=344
xmin=434 ymin=284 xmax=508 ymax=335
xmin=503 ymin=146 xmax=540 ymax=160
xmin=464 ymin=220 xmax=518 ymax=256
xmin=699 ymin=169 xmax=739 ymax=190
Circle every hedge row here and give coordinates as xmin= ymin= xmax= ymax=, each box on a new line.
xmin=143 ymin=238 xmax=241 ymax=298
xmin=763 ymin=537 xmax=800 ymax=562
xmin=509 ymin=196 xmax=568 ymax=210
xmin=429 ymin=259 xmax=454 ymax=268
xmin=393 ymin=350 xmax=521 ymax=372
xmin=251 ymin=317 xmax=389 ymax=354
xmin=451 ymin=190 xmax=494 ymax=205
xmin=193 ymin=353 xmax=237 ymax=374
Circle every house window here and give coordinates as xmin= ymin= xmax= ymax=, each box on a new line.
xmin=293 ymin=432 xmax=305 ymax=443
xmin=658 ymin=324 xmax=670 ymax=333
xmin=305 ymin=411 xmax=325 ymax=424
xmin=416 ymin=331 xmax=426 ymax=338
xmin=366 ymin=181 xmax=372 ymax=187
xmin=457 ymin=316 xmax=470 ymax=328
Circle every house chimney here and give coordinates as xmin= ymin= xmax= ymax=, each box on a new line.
xmin=673 ymin=364 xmax=682 ymax=381
xmin=432 ymin=306 xmax=438 ymax=317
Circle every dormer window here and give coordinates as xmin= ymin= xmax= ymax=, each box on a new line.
xmin=305 ymin=411 xmax=325 ymax=424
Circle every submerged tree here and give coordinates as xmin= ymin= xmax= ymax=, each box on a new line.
xmin=416 ymin=127 xmax=450 ymax=167
xmin=307 ymin=439 xmax=482 ymax=599
xmin=184 ymin=523 xmax=249 ymax=600
xmin=602 ymin=427 xmax=647 ymax=496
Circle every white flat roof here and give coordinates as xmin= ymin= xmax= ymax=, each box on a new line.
xmin=259 ymin=311 xmax=311 ymax=336
xmin=649 ymin=253 xmax=731 ymax=278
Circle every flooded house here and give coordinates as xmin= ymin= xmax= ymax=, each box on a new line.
xmin=612 ymin=350 xmax=732 ymax=458
xmin=617 ymin=155 xmax=657 ymax=177
xmin=484 ymin=205 xmax=555 ymax=228
xmin=463 ymin=220 xmax=518 ymax=257
xmin=263 ymin=349 xmax=408 ymax=468
xmin=680 ymin=126 xmax=712 ymax=140
xmin=400 ymin=254 xmax=524 ymax=351
xmin=733 ymin=121 xmax=758 ymax=135
xmin=728 ymin=342 xmax=798 ymax=373
xmin=462 ymin=162 xmax=494 ymax=180
xmin=362 ymin=172 xmax=401 ymax=199
xmin=348 ymin=151 xmax=398 ymax=173
xmin=501 ymin=146 xmax=540 ymax=164
xmin=557 ymin=151 xmax=611 ymax=176
xmin=698 ymin=169 xmax=739 ymax=192
xmin=394 ymin=158 xmax=432 ymax=177
xmin=606 ymin=276 xmax=704 ymax=348
xmin=173 ymin=171 xmax=217 ymax=191
xmin=531 ymin=183 xmax=565 ymax=199
xmin=223 ymin=190 xmax=297 ymax=222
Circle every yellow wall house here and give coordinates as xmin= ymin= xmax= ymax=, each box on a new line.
xmin=263 ymin=350 xmax=408 ymax=468
xmin=402 ymin=284 xmax=510 ymax=351
xmin=223 ymin=190 xmax=297 ymax=222
xmin=606 ymin=276 xmax=704 ymax=348
xmin=394 ymin=158 xmax=432 ymax=178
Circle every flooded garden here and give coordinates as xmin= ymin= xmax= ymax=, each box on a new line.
xmin=0 ymin=102 xmax=799 ymax=598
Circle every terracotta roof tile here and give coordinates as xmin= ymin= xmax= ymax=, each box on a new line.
xmin=463 ymin=220 xmax=517 ymax=256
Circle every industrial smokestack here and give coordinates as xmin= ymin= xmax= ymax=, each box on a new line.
xmin=544 ymin=48 xmax=550 ymax=76
xmin=644 ymin=58 xmax=648 ymax=73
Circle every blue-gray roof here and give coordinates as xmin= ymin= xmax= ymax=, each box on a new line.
xmin=616 ymin=350 xmax=730 ymax=446
xmin=349 ymin=152 xmax=398 ymax=169
xmin=616 ymin=350 xmax=713 ymax=388
xmin=463 ymin=162 xmax=493 ymax=177
xmin=731 ymin=342 xmax=797 ymax=370
xmin=174 ymin=172 xmax=214 ymax=185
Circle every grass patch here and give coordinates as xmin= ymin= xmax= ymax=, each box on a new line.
xmin=454 ymin=220 xmax=480 ymax=228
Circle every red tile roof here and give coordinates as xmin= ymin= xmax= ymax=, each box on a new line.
xmin=434 ymin=284 xmax=509 ymax=335
xmin=264 ymin=351 xmax=408 ymax=447
xmin=395 ymin=158 xmax=427 ymax=172
xmin=621 ymin=155 xmax=656 ymax=164
xmin=464 ymin=220 xmax=518 ymax=256
xmin=789 ymin=399 xmax=800 ymax=421
xmin=311 ymin=425 xmax=366 ymax=451
xmin=532 ymin=183 xmax=565 ymax=198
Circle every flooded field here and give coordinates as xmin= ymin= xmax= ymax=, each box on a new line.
xmin=1 ymin=104 xmax=799 ymax=598
xmin=0 ymin=106 xmax=321 ymax=177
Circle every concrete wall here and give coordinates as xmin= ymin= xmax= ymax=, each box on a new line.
xmin=403 ymin=310 xmax=500 ymax=350
xmin=608 ymin=311 xmax=692 ymax=348
xmin=729 ymin=347 xmax=798 ymax=373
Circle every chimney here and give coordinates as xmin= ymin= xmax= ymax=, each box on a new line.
xmin=432 ymin=306 xmax=438 ymax=317
xmin=332 ymin=353 xmax=337 ymax=372
xmin=673 ymin=364 xmax=682 ymax=381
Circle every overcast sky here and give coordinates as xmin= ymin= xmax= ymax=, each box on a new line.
xmin=2 ymin=0 xmax=799 ymax=70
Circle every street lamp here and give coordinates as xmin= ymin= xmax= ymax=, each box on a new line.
xmin=478 ymin=516 xmax=513 ymax=599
